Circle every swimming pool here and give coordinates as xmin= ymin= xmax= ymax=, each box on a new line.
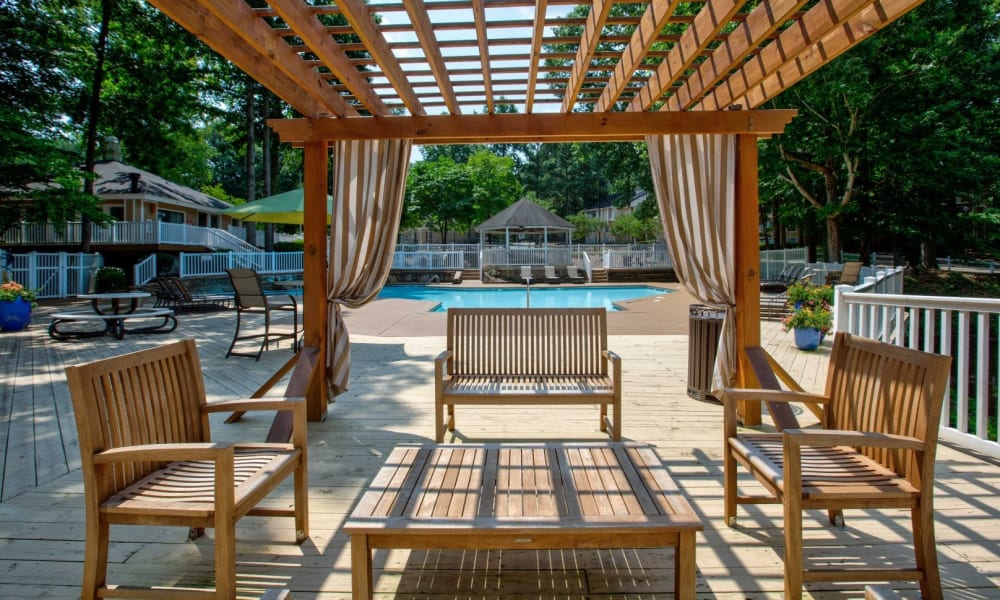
xmin=376 ymin=285 xmax=672 ymax=311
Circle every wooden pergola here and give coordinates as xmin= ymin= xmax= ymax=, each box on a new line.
xmin=148 ymin=0 xmax=923 ymax=422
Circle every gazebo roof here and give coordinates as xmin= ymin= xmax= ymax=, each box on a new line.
xmin=477 ymin=198 xmax=574 ymax=232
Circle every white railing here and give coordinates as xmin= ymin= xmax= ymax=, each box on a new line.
xmin=392 ymin=250 xmax=464 ymax=270
xmin=482 ymin=246 xmax=573 ymax=266
xmin=760 ymin=247 xmax=808 ymax=280
xmin=835 ymin=283 xmax=1000 ymax=458
xmin=602 ymin=246 xmax=672 ymax=269
xmin=582 ymin=252 xmax=593 ymax=283
xmin=133 ymin=254 xmax=158 ymax=286
xmin=178 ymin=251 xmax=304 ymax=277
xmin=0 ymin=251 xmax=102 ymax=298
xmin=1 ymin=220 xmax=255 ymax=251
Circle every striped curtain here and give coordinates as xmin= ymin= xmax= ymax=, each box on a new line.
xmin=646 ymin=134 xmax=737 ymax=392
xmin=327 ymin=138 xmax=412 ymax=395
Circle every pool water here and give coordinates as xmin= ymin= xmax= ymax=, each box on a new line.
xmin=376 ymin=285 xmax=672 ymax=311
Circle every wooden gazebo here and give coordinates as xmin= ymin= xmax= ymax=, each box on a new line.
xmin=148 ymin=0 xmax=922 ymax=423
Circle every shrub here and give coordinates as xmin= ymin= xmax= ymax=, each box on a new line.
xmin=94 ymin=266 xmax=128 ymax=292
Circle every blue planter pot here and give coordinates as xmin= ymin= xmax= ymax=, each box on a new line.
xmin=793 ymin=327 xmax=822 ymax=351
xmin=0 ymin=297 xmax=32 ymax=331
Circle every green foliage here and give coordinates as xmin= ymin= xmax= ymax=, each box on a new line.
xmin=94 ymin=266 xmax=128 ymax=292
xmin=786 ymin=282 xmax=835 ymax=307
xmin=565 ymin=213 xmax=605 ymax=242
xmin=782 ymin=304 xmax=833 ymax=334
xmin=610 ymin=213 xmax=660 ymax=243
xmin=274 ymin=240 xmax=305 ymax=252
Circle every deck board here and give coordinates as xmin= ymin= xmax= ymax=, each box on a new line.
xmin=0 ymin=301 xmax=997 ymax=598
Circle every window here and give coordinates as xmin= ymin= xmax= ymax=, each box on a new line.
xmin=157 ymin=209 xmax=184 ymax=224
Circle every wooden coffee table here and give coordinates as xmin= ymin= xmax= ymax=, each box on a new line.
xmin=344 ymin=443 xmax=703 ymax=599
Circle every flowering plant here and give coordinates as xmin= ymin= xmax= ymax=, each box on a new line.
xmin=786 ymin=281 xmax=834 ymax=308
xmin=782 ymin=303 xmax=833 ymax=334
xmin=0 ymin=280 xmax=37 ymax=305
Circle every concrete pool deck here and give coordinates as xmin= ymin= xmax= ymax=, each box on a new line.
xmin=343 ymin=281 xmax=701 ymax=336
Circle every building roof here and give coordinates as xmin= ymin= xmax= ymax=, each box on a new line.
xmin=93 ymin=160 xmax=231 ymax=211
xmin=477 ymin=198 xmax=574 ymax=232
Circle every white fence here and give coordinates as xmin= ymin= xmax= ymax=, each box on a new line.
xmin=835 ymin=270 xmax=1000 ymax=458
xmin=602 ymin=245 xmax=672 ymax=269
xmin=2 ymin=221 xmax=256 ymax=252
xmin=0 ymin=251 xmax=103 ymax=298
xmin=178 ymin=251 xmax=304 ymax=278
xmin=482 ymin=246 xmax=573 ymax=267
xmin=392 ymin=250 xmax=464 ymax=270
xmin=760 ymin=247 xmax=808 ymax=280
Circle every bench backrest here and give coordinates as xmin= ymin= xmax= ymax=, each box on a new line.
xmin=447 ymin=308 xmax=608 ymax=376
xmin=65 ymin=339 xmax=210 ymax=499
xmin=824 ymin=332 xmax=952 ymax=488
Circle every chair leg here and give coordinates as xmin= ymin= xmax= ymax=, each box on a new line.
xmin=828 ymin=509 xmax=844 ymax=527
xmin=783 ymin=498 xmax=804 ymax=599
xmin=723 ymin=443 xmax=738 ymax=527
xmin=294 ymin=459 xmax=309 ymax=544
xmin=226 ymin=310 xmax=243 ymax=358
xmin=599 ymin=404 xmax=608 ymax=432
xmin=913 ymin=500 xmax=943 ymax=600
xmin=81 ymin=517 xmax=109 ymax=600
xmin=214 ymin=516 xmax=237 ymax=599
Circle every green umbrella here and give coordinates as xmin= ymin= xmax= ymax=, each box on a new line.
xmin=223 ymin=188 xmax=333 ymax=224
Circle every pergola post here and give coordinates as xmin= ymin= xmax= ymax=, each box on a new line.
xmin=734 ymin=134 xmax=762 ymax=426
xmin=303 ymin=141 xmax=329 ymax=421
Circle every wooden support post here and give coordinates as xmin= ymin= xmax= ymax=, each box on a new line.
xmin=734 ymin=134 xmax=762 ymax=426
xmin=303 ymin=141 xmax=329 ymax=421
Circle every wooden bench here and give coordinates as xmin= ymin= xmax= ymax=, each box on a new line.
xmin=48 ymin=307 xmax=176 ymax=340
xmin=434 ymin=308 xmax=622 ymax=442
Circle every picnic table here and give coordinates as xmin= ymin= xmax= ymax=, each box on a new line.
xmin=49 ymin=292 xmax=176 ymax=340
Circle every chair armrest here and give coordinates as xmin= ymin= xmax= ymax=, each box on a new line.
xmin=784 ymin=428 xmax=925 ymax=451
xmin=720 ymin=388 xmax=829 ymax=406
xmin=434 ymin=350 xmax=453 ymax=379
xmin=603 ymin=350 xmax=622 ymax=385
xmin=203 ymin=397 xmax=306 ymax=413
xmin=93 ymin=442 xmax=233 ymax=463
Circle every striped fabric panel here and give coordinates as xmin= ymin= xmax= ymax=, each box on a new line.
xmin=647 ymin=133 xmax=737 ymax=391
xmin=327 ymin=138 xmax=413 ymax=395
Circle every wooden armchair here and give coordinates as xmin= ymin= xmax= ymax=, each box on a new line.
xmin=65 ymin=339 xmax=309 ymax=599
xmin=721 ymin=333 xmax=951 ymax=599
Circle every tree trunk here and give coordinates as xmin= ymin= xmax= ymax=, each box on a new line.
xmin=244 ymin=80 xmax=257 ymax=247
xmin=825 ymin=213 xmax=842 ymax=263
xmin=920 ymin=239 xmax=937 ymax=270
xmin=81 ymin=0 xmax=115 ymax=254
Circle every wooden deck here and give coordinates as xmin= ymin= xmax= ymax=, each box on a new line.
xmin=1 ymin=301 xmax=998 ymax=598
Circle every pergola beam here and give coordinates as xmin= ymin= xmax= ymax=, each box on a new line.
xmin=666 ymin=0 xmax=810 ymax=112
xmin=149 ymin=0 xmax=351 ymax=118
xmin=696 ymin=0 xmax=872 ymax=111
xmin=402 ymin=0 xmax=457 ymax=115
xmin=471 ymin=0 xmax=494 ymax=114
xmin=268 ymin=110 xmax=797 ymax=144
xmin=270 ymin=0 xmax=390 ymax=116
xmin=595 ymin=0 xmax=683 ymax=112
xmin=629 ymin=0 xmax=747 ymax=112
xmin=525 ymin=0 xmax=549 ymax=113
xmin=561 ymin=0 xmax=614 ymax=113
xmin=738 ymin=0 xmax=926 ymax=109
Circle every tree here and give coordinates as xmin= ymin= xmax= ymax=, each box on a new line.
xmin=406 ymin=157 xmax=474 ymax=242
xmin=565 ymin=213 xmax=605 ymax=242
xmin=761 ymin=0 xmax=1000 ymax=264
xmin=0 ymin=1 xmax=107 ymax=240
xmin=466 ymin=150 xmax=522 ymax=231
xmin=610 ymin=213 xmax=660 ymax=243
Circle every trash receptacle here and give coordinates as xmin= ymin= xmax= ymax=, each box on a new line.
xmin=688 ymin=304 xmax=724 ymax=400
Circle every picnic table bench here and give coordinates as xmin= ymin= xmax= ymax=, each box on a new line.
xmin=434 ymin=308 xmax=622 ymax=442
xmin=48 ymin=307 xmax=176 ymax=340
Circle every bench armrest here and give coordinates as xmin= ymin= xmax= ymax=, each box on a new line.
xmin=204 ymin=397 xmax=307 ymax=448
xmin=721 ymin=388 xmax=829 ymax=437
xmin=783 ymin=428 xmax=925 ymax=451
xmin=94 ymin=442 xmax=233 ymax=463
xmin=203 ymin=397 xmax=305 ymax=413
xmin=434 ymin=350 xmax=453 ymax=376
